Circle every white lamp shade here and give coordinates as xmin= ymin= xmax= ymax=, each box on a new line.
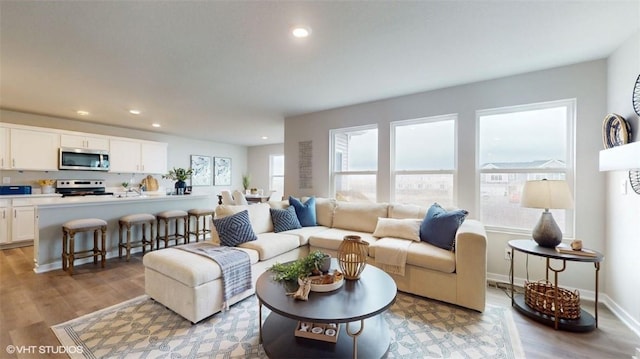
xmin=520 ymin=179 xmax=573 ymax=210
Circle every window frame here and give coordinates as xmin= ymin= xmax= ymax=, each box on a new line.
xmin=476 ymin=98 xmax=576 ymax=236
xmin=390 ymin=114 xmax=458 ymax=206
xmin=269 ymin=154 xmax=284 ymax=194
xmin=329 ymin=124 xmax=378 ymax=201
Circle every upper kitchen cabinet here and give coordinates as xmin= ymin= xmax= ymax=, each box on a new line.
xmin=60 ymin=133 xmax=109 ymax=150
xmin=110 ymin=138 xmax=167 ymax=174
xmin=0 ymin=126 xmax=8 ymax=169
xmin=7 ymin=127 xmax=59 ymax=171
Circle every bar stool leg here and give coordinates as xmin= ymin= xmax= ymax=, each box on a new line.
xmin=118 ymin=223 xmax=124 ymax=259
xmin=93 ymin=229 xmax=99 ymax=265
xmin=69 ymin=232 xmax=75 ymax=276
xmin=126 ymin=223 xmax=132 ymax=261
xmin=62 ymin=229 xmax=68 ymax=272
xmin=141 ymin=223 xmax=147 ymax=255
xmin=195 ymin=215 xmax=201 ymax=242
xmin=183 ymin=217 xmax=188 ymax=244
xmin=100 ymin=225 xmax=106 ymax=268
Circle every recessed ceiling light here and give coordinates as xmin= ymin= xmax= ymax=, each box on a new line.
xmin=151 ymin=123 xmax=161 ymax=128
xmin=261 ymin=136 xmax=268 ymax=140
xmin=129 ymin=109 xmax=142 ymax=115
xmin=291 ymin=26 xmax=311 ymax=38
xmin=76 ymin=110 xmax=90 ymax=116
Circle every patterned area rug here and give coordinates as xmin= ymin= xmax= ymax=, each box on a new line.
xmin=52 ymin=292 xmax=525 ymax=359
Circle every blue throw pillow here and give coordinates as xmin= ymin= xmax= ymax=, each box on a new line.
xmin=270 ymin=206 xmax=302 ymax=233
xmin=419 ymin=203 xmax=468 ymax=251
xmin=213 ymin=210 xmax=257 ymax=247
xmin=288 ymin=196 xmax=317 ymax=227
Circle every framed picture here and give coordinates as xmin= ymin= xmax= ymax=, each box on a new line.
xmin=214 ymin=157 xmax=232 ymax=186
xmin=190 ymin=155 xmax=212 ymax=186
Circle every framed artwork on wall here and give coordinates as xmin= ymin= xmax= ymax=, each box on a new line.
xmin=214 ymin=157 xmax=232 ymax=186
xmin=190 ymin=155 xmax=212 ymax=186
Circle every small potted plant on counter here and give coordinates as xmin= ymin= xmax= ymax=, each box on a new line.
xmin=163 ymin=167 xmax=193 ymax=195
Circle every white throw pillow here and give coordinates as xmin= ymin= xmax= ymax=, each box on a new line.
xmin=372 ymin=217 xmax=422 ymax=242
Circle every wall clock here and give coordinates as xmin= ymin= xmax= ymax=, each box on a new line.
xmin=634 ymin=74 xmax=640 ymax=116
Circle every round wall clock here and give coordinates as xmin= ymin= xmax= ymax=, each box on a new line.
xmin=633 ymin=74 xmax=640 ymax=116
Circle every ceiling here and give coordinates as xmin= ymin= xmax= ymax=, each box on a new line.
xmin=1 ymin=1 xmax=638 ymax=146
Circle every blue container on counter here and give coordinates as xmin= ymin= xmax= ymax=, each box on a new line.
xmin=0 ymin=185 xmax=32 ymax=195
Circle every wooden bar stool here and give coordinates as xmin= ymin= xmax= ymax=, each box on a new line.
xmin=62 ymin=218 xmax=107 ymax=275
xmin=187 ymin=208 xmax=215 ymax=242
xmin=156 ymin=210 xmax=188 ymax=249
xmin=118 ymin=213 xmax=156 ymax=261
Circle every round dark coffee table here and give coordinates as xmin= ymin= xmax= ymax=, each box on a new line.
xmin=256 ymin=259 xmax=397 ymax=359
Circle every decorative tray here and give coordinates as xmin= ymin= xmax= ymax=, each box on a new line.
xmin=294 ymin=321 xmax=340 ymax=343
xmin=302 ymin=271 xmax=344 ymax=292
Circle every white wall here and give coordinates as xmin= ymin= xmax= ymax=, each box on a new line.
xmin=605 ymin=31 xmax=640 ymax=336
xmin=247 ymin=143 xmax=284 ymax=194
xmin=0 ymin=109 xmax=248 ymax=197
xmin=285 ymin=60 xmax=608 ymax=294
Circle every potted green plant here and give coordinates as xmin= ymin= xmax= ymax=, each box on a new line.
xmin=269 ymin=251 xmax=331 ymax=282
xmin=242 ymin=174 xmax=251 ymax=192
xmin=163 ymin=167 xmax=193 ymax=194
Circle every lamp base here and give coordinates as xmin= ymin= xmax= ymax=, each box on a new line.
xmin=532 ymin=211 xmax=563 ymax=248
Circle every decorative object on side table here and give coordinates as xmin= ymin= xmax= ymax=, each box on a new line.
xmin=338 ymin=235 xmax=369 ymax=280
xmin=242 ymin=174 xmax=251 ymax=192
xmin=163 ymin=167 xmax=193 ymax=195
xmin=520 ymin=179 xmax=574 ymax=248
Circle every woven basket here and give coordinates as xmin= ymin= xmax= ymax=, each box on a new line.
xmin=524 ymin=280 xmax=581 ymax=320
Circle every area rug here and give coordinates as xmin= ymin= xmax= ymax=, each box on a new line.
xmin=52 ymin=292 xmax=525 ymax=359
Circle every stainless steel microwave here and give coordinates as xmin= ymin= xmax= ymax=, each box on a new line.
xmin=59 ymin=147 xmax=110 ymax=171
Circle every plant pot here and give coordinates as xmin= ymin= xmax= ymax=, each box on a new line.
xmin=319 ymin=256 xmax=331 ymax=273
xmin=175 ymin=180 xmax=187 ymax=195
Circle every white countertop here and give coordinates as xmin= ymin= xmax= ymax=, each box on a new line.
xmin=32 ymin=193 xmax=213 ymax=208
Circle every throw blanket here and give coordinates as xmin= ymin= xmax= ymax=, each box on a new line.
xmin=375 ymin=238 xmax=412 ymax=276
xmin=177 ymin=242 xmax=252 ymax=310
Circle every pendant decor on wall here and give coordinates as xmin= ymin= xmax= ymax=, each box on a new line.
xmin=602 ymin=113 xmax=631 ymax=149
xmin=632 ymin=74 xmax=640 ymax=116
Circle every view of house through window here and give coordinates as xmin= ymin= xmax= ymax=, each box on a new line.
xmin=392 ymin=115 xmax=456 ymax=207
xmin=478 ymin=99 xmax=575 ymax=235
xmin=330 ymin=125 xmax=378 ymax=202
xmin=269 ymin=154 xmax=284 ymax=196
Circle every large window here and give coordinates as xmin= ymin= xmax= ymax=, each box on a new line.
xmin=477 ymin=99 xmax=575 ymax=235
xmin=269 ymin=154 xmax=284 ymax=195
xmin=391 ymin=114 xmax=456 ymax=207
xmin=330 ymin=125 xmax=378 ymax=202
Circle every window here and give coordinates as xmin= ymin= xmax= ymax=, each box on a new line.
xmin=391 ymin=114 xmax=456 ymax=207
xmin=477 ymin=99 xmax=575 ymax=235
xmin=330 ymin=125 xmax=378 ymax=202
xmin=269 ymin=155 xmax=284 ymax=195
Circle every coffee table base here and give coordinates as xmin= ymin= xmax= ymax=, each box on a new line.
xmin=261 ymin=312 xmax=390 ymax=359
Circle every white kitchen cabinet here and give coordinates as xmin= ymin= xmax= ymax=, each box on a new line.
xmin=60 ymin=133 xmax=109 ymax=150
xmin=12 ymin=205 xmax=36 ymax=242
xmin=110 ymin=138 xmax=167 ymax=174
xmin=0 ymin=199 xmax=36 ymax=247
xmin=0 ymin=205 xmax=9 ymax=244
xmin=9 ymin=128 xmax=59 ymax=170
xmin=0 ymin=126 xmax=8 ymax=169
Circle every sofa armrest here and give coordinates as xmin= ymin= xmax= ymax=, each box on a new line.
xmin=454 ymin=219 xmax=487 ymax=312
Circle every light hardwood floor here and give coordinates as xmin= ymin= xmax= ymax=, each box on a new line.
xmin=1 ymin=246 xmax=638 ymax=358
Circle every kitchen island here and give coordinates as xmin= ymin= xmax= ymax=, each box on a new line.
xmin=31 ymin=193 xmax=216 ymax=273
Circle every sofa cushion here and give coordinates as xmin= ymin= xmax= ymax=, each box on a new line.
xmin=308 ymin=228 xmax=377 ymax=254
xmin=270 ymin=206 xmax=302 ymax=233
xmin=142 ymin=243 xmax=259 ymax=287
xmin=332 ymin=201 xmax=389 ymax=233
xmin=238 ymin=232 xmax=301 ymax=261
xmin=372 ymin=217 xmax=422 ymax=242
xmin=289 ymin=196 xmax=317 ymax=227
xmin=388 ymin=203 xmax=427 ymax=219
xmin=309 ymin=197 xmax=336 ymax=227
xmin=215 ymin=203 xmax=274 ymax=234
xmin=419 ymin=203 xmax=468 ymax=251
xmin=369 ymin=239 xmax=456 ymax=273
xmin=213 ymin=210 xmax=257 ymax=247
xmin=281 ymin=226 xmax=330 ymax=246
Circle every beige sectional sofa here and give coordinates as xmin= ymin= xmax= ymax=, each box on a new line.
xmin=143 ymin=198 xmax=487 ymax=323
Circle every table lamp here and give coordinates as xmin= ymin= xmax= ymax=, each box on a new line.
xmin=520 ymin=179 xmax=574 ymax=248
